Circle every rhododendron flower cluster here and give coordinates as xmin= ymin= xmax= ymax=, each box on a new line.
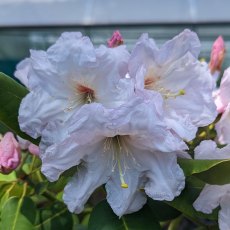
xmin=15 ymin=30 xmax=217 ymax=217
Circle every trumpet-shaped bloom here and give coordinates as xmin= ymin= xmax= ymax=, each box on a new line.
xmin=17 ymin=32 xmax=133 ymax=139
xmin=193 ymin=140 xmax=230 ymax=230
xmin=129 ymin=29 xmax=217 ymax=141
xmin=40 ymin=96 xmax=186 ymax=217
xmin=0 ymin=132 xmax=21 ymax=174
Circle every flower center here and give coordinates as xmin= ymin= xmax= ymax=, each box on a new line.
xmin=144 ymin=69 xmax=185 ymax=99
xmin=65 ymin=83 xmax=95 ymax=111
xmin=76 ymin=84 xmax=95 ymax=104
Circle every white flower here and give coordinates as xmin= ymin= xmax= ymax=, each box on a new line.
xmin=193 ymin=140 xmax=230 ymax=230
xmin=40 ymin=96 xmax=186 ymax=217
xmin=17 ymin=32 xmax=133 ymax=139
xmin=129 ymin=29 xmax=217 ymax=141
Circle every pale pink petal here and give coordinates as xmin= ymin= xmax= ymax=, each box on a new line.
xmin=28 ymin=144 xmax=39 ymax=156
xmin=214 ymin=67 xmax=230 ymax=113
xmin=216 ymin=104 xmax=230 ymax=144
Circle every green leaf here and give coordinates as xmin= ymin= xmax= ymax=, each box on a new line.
xmin=0 ymin=171 xmax=17 ymax=182
xmin=88 ymin=200 xmax=161 ymax=230
xmin=147 ymin=199 xmax=181 ymax=221
xmin=34 ymin=204 xmax=73 ymax=230
xmin=167 ymin=177 xmax=218 ymax=222
xmin=1 ymin=196 xmax=37 ymax=230
xmin=0 ymin=183 xmax=21 ymax=210
xmin=0 ymin=121 xmax=9 ymax=134
xmin=0 ymin=72 xmax=39 ymax=145
xmin=178 ymin=158 xmax=230 ymax=185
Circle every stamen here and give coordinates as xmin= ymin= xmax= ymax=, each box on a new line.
xmin=76 ymin=84 xmax=95 ymax=104
xmin=115 ymin=136 xmax=128 ymax=188
xmin=103 ymin=136 xmax=141 ymax=189
xmin=143 ymin=70 xmax=186 ymax=100
xmin=117 ymin=157 xmax=128 ymax=188
xmin=64 ymin=83 xmax=95 ymax=111
xmin=163 ymin=89 xmax=186 ymax=99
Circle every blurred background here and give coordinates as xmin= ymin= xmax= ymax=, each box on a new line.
xmin=0 ymin=0 xmax=230 ymax=77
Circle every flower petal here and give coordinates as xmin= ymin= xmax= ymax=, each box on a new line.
xmin=41 ymin=136 xmax=104 ymax=182
xmin=193 ymin=184 xmax=230 ymax=214
xmin=216 ymin=104 xmax=230 ymax=144
xmin=63 ymin=148 xmax=112 ymax=213
xmin=14 ymin=58 xmax=31 ymax=88
xmin=28 ymin=33 xmax=97 ymax=99
xmin=214 ymin=67 xmax=230 ymax=112
xmin=164 ymin=53 xmax=217 ymax=127
xmin=135 ymin=150 xmax=185 ymax=201
xmin=105 ymin=153 xmax=147 ymax=217
xmin=164 ymin=111 xmax=197 ymax=141
xmin=219 ymin=194 xmax=230 ymax=230
xmin=19 ymin=88 xmax=68 ymax=139
xmin=194 ymin=140 xmax=230 ymax=160
xmin=157 ymin=29 xmax=200 ymax=65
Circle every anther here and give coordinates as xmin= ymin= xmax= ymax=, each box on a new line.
xmin=178 ymin=89 xmax=185 ymax=96
xmin=117 ymin=156 xmax=128 ymax=189
xmin=164 ymin=89 xmax=186 ymax=99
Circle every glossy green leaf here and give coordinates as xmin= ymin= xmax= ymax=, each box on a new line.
xmin=1 ymin=196 xmax=37 ymax=230
xmin=167 ymin=177 xmax=218 ymax=222
xmin=147 ymin=199 xmax=181 ymax=221
xmin=0 ymin=72 xmax=38 ymax=145
xmin=34 ymin=204 xmax=73 ymax=230
xmin=88 ymin=200 xmax=161 ymax=230
xmin=178 ymin=158 xmax=230 ymax=185
xmin=0 ymin=121 xmax=9 ymax=134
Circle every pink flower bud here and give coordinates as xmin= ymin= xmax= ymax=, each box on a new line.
xmin=0 ymin=132 xmax=21 ymax=174
xmin=28 ymin=143 xmax=39 ymax=156
xmin=17 ymin=136 xmax=39 ymax=156
xmin=209 ymin=36 xmax=225 ymax=74
xmin=107 ymin=30 xmax=124 ymax=48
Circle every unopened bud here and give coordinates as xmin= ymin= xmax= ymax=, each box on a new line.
xmin=209 ymin=36 xmax=225 ymax=74
xmin=108 ymin=31 xmax=124 ymax=48
xmin=0 ymin=132 xmax=21 ymax=174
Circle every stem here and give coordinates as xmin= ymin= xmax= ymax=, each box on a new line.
xmin=30 ymin=155 xmax=36 ymax=173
